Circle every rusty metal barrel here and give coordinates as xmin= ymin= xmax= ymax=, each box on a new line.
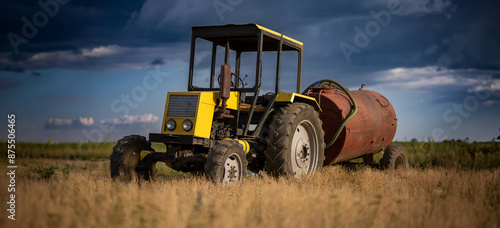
xmin=306 ymin=83 xmax=397 ymax=165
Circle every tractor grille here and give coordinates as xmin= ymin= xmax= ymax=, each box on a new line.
xmin=167 ymin=95 xmax=198 ymax=117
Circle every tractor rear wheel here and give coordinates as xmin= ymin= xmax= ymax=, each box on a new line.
xmin=205 ymin=140 xmax=248 ymax=184
xmin=110 ymin=135 xmax=156 ymax=182
xmin=265 ymin=103 xmax=325 ymax=177
xmin=380 ymin=144 xmax=409 ymax=170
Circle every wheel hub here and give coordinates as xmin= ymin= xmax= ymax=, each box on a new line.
xmin=223 ymin=156 xmax=240 ymax=183
xmin=294 ymin=138 xmax=310 ymax=168
xmin=292 ymin=122 xmax=314 ymax=173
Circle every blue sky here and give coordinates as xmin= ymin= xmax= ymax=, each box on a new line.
xmin=1 ymin=0 xmax=499 ymax=142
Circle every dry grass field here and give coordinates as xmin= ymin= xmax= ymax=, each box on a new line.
xmin=1 ymin=141 xmax=499 ymax=228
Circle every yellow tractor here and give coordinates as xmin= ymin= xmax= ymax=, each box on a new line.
xmin=110 ymin=24 xmax=405 ymax=183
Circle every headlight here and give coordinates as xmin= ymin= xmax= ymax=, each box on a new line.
xmin=166 ymin=119 xmax=176 ymax=131
xmin=182 ymin=120 xmax=193 ymax=131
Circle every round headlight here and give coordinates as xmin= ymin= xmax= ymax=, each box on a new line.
xmin=166 ymin=119 xmax=176 ymax=131
xmin=182 ymin=120 xmax=193 ymax=131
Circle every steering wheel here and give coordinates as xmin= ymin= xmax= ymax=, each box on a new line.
xmin=218 ymin=73 xmax=247 ymax=88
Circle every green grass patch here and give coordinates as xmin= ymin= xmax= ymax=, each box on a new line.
xmin=397 ymin=140 xmax=500 ymax=170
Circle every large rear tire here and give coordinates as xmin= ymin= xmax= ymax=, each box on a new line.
xmin=380 ymin=144 xmax=409 ymax=170
xmin=110 ymin=135 xmax=156 ymax=182
xmin=205 ymin=140 xmax=248 ymax=184
xmin=265 ymin=103 xmax=325 ymax=177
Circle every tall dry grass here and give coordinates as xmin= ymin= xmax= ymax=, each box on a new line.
xmin=1 ymin=161 xmax=498 ymax=228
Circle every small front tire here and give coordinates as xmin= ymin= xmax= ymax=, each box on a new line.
xmin=205 ymin=140 xmax=248 ymax=184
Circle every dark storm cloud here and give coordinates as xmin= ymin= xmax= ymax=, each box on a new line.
xmin=0 ymin=0 xmax=498 ymax=78
xmin=151 ymin=57 xmax=165 ymax=66
xmin=7 ymin=52 xmax=31 ymax=62
xmin=0 ymin=0 xmax=147 ymax=52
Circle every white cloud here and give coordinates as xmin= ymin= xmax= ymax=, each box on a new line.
xmin=382 ymin=66 xmax=450 ymax=81
xmin=45 ymin=117 xmax=95 ymax=129
xmin=45 ymin=118 xmax=73 ymax=128
xmin=44 ymin=114 xmax=160 ymax=129
xmin=81 ymin=45 xmax=122 ymax=57
xmin=467 ymin=79 xmax=500 ymax=93
xmin=75 ymin=117 xmax=95 ymax=126
xmin=101 ymin=113 xmax=160 ymax=125
xmin=371 ymin=66 xmax=500 ymax=91
xmin=29 ymin=45 xmax=124 ymax=62
xmin=404 ymin=75 xmax=457 ymax=88
xmin=30 ymin=50 xmax=85 ymax=62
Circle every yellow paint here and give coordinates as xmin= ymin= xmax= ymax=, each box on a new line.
xmin=140 ymin=150 xmax=152 ymax=160
xmin=195 ymin=93 xmax=215 ymax=138
xmin=199 ymin=91 xmax=239 ymax=110
xmin=161 ymin=91 xmax=240 ymax=139
xmin=222 ymin=138 xmax=250 ymax=153
xmin=256 ymin=24 xmax=303 ymax=47
xmin=275 ymin=92 xmax=322 ymax=111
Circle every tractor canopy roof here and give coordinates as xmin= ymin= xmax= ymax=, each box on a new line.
xmin=192 ymin=24 xmax=303 ymax=52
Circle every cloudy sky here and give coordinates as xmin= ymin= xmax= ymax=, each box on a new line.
xmin=1 ymin=0 xmax=499 ymax=142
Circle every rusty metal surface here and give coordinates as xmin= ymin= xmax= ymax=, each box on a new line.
xmin=307 ymin=87 xmax=397 ymax=165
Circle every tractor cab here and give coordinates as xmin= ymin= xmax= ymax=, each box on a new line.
xmin=186 ymin=24 xmax=315 ymax=138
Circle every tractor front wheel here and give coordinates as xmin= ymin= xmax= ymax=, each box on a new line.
xmin=205 ymin=140 xmax=248 ymax=184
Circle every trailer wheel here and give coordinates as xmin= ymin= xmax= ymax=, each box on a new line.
xmin=205 ymin=140 xmax=248 ymax=184
xmin=110 ymin=135 xmax=156 ymax=182
xmin=265 ymin=103 xmax=325 ymax=177
xmin=380 ymin=144 xmax=409 ymax=170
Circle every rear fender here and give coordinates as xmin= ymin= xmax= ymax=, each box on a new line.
xmin=275 ymin=92 xmax=321 ymax=111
